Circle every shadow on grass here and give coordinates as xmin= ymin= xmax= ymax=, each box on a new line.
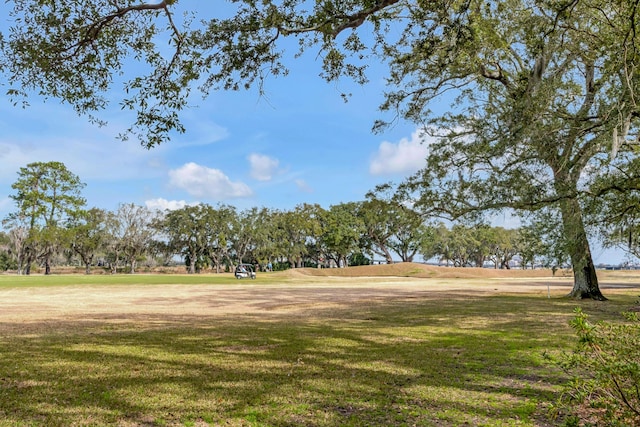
xmin=0 ymin=294 xmax=635 ymax=426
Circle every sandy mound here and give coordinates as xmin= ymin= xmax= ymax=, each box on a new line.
xmin=283 ymin=262 xmax=566 ymax=279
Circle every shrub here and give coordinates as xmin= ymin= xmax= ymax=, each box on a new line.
xmin=348 ymin=252 xmax=371 ymax=266
xmin=549 ymin=307 xmax=640 ymax=426
xmin=0 ymin=251 xmax=17 ymax=271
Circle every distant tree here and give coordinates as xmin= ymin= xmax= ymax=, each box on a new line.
xmin=470 ymin=225 xmax=498 ymax=268
xmin=68 ymin=207 xmax=107 ymax=274
xmin=361 ymin=183 xmax=432 ymax=263
xmin=271 ymin=204 xmax=320 ymax=269
xmin=6 ymin=161 xmax=86 ymax=274
xmin=516 ymin=226 xmax=546 ymax=270
xmin=1 ymin=215 xmax=29 ymax=274
xmin=0 ymin=251 xmax=14 ymax=271
xmin=156 ymin=204 xmax=208 ymax=274
xmin=107 ymin=203 xmax=157 ymax=274
xmin=486 ymin=227 xmax=518 ymax=270
xmin=250 ymin=207 xmax=279 ymax=268
xmin=201 ymin=204 xmax=236 ymax=273
xmin=438 ymin=224 xmax=482 ymax=268
xmin=359 ymin=198 xmax=396 ymax=265
xmin=318 ymin=202 xmax=364 ymax=268
xmin=420 ymin=222 xmax=447 ymax=264
xmin=387 ymin=207 xmax=429 ymax=263
xmin=230 ymin=207 xmax=264 ymax=266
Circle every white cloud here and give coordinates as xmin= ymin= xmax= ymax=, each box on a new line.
xmin=369 ymin=130 xmax=431 ymax=176
xmin=295 ymin=179 xmax=314 ymax=193
xmin=145 ymin=198 xmax=198 ymax=212
xmin=248 ymin=153 xmax=280 ymax=181
xmin=168 ymin=162 xmax=253 ymax=199
xmin=0 ymin=103 xmax=165 ymax=183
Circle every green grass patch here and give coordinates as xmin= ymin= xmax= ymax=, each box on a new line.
xmin=0 ymin=273 xmax=283 ymax=288
xmin=0 ymin=279 xmax=636 ymax=426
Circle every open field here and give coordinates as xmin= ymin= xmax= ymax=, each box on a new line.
xmin=0 ymin=264 xmax=639 ymax=426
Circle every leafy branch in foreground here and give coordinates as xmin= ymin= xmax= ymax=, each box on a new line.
xmin=547 ymin=308 xmax=640 ymax=426
xmin=0 ymin=0 xmax=401 ymax=147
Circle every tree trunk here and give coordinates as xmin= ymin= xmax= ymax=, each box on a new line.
xmin=82 ymin=254 xmax=92 ymax=274
xmin=187 ymin=250 xmax=196 ymax=274
xmin=23 ymin=250 xmax=33 ymax=275
xmin=377 ymin=245 xmax=393 ymax=264
xmin=559 ymin=197 xmax=606 ymax=300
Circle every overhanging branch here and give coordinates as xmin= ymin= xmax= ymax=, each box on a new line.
xmin=279 ymin=0 xmax=401 ymax=38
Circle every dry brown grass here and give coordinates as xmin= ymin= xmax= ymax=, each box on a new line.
xmin=287 ymin=262 xmax=568 ymax=279
xmin=1 ymin=265 xmax=639 ymax=426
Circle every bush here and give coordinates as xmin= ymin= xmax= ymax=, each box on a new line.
xmin=0 ymin=251 xmax=17 ymax=271
xmin=549 ymin=308 xmax=640 ymax=426
xmin=272 ymin=261 xmax=290 ymax=271
xmin=348 ymin=252 xmax=371 ymax=266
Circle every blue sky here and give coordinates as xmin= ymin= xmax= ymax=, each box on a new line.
xmin=0 ymin=3 xmax=426 ymax=217
xmin=0 ymin=49 xmax=427 ymax=213
xmin=0 ymin=2 xmax=629 ymax=265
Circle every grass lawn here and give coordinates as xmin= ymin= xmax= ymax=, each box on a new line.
xmin=0 ymin=273 xmax=281 ymax=287
xmin=0 ymin=271 xmax=637 ymax=426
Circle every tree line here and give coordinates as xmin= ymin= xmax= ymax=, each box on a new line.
xmin=1 ymin=161 xmax=567 ymax=275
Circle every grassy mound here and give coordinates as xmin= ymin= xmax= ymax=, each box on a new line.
xmin=289 ymin=262 xmax=564 ymax=279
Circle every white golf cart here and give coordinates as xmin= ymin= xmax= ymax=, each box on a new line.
xmin=234 ymin=263 xmax=256 ymax=279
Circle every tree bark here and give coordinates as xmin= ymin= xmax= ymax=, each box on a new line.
xmin=559 ymin=197 xmax=606 ymax=300
xmin=23 ymin=247 xmax=34 ymax=275
xmin=381 ymin=247 xmax=393 ymax=264
xmin=371 ymin=242 xmax=393 ymax=264
xmin=81 ymin=254 xmax=92 ymax=274
xmin=187 ymin=250 xmax=196 ymax=274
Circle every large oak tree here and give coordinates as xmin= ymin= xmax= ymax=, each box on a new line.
xmin=393 ymin=0 xmax=640 ymax=300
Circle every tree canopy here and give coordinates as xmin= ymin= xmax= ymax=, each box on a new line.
xmin=0 ymin=0 xmax=400 ymax=146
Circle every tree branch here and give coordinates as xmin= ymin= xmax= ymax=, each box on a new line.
xmin=330 ymin=0 xmax=401 ymax=37
xmin=479 ymin=62 xmax=511 ymax=89
xmin=279 ymin=0 xmax=401 ymax=38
